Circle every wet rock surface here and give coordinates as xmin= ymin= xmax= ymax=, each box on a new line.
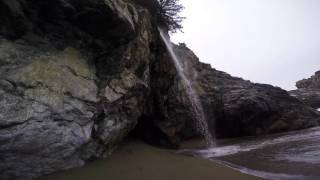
xmin=0 ymin=0 xmax=319 ymax=179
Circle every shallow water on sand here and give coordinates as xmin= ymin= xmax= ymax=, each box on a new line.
xmin=39 ymin=140 xmax=260 ymax=180
xmin=182 ymin=127 xmax=320 ymax=180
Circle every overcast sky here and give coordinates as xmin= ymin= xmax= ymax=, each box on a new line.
xmin=172 ymin=0 xmax=320 ymax=90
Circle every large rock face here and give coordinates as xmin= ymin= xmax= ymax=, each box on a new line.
xmin=0 ymin=0 xmax=319 ymax=179
xmin=290 ymin=71 xmax=320 ymax=109
xmin=0 ymin=0 xmax=153 ymax=179
xmin=137 ymin=44 xmax=320 ymax=141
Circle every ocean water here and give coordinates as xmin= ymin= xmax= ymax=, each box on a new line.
xmin=182 ymin=127 xmax=320 ymax=180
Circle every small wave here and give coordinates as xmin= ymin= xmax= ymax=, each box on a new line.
xmin=275 ymin=141 xmax=320 ymax=164
xmin=182 ymin=145 xmax=254 ymax=158
xmin=179 ymin=127 xmax=320 ymax=180
xmin=181 ymin=127 xmax=320 ymax=158
xmin=215 ymin=160 xmax=310 ymax=180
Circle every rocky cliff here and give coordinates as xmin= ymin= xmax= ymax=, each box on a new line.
xmin=147 ymin=44 xmax=320 ymax=140
xmin=290 ymin=71 xmax=320 ymax=109
xmin=0 ymin=0 xmax=319 ymax=179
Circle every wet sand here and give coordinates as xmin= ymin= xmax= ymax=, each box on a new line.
xmin=40 ymin=140 xmax=263 ymax=180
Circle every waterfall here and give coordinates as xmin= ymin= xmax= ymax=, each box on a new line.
xmin=158 ymin=28 xmax=215 ymax=147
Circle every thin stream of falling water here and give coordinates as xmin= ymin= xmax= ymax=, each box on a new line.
xmin=158 ymin=28 xmax=215 ymax=147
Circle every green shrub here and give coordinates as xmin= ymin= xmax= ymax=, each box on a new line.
xmin=157 ymin=0 xmax=185 ymax=33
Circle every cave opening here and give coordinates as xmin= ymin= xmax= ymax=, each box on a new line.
xmin=128 ymin=115 xmax=180 ymax=149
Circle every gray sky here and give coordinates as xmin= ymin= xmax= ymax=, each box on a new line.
xmin=172 ymin=0 xmax=320 ymax=90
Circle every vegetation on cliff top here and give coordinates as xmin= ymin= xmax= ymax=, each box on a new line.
xmin=157 ymin=0 xmax=185 ymax=32
xmin=134 ymin=0 xmax=185 ymax=33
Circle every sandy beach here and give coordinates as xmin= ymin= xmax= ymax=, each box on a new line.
xmin=40 ymin=140 xmax=263 ymax=180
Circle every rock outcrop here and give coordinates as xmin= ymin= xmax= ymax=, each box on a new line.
xmin=138 ymin=44 xmax=320 ymax=141
xmin=290 ymin=71 xmax=320 ymax=109
xmin=0 ymin=0 xmax=319 ymax=179
xmin=296 ymin=71 xmax=320 ymax=89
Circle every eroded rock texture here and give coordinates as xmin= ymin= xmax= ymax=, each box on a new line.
xmin=0 ymin=0 xmax=319 ymax=179
xmin=0 ymin=0 xmax=153 ymax=179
